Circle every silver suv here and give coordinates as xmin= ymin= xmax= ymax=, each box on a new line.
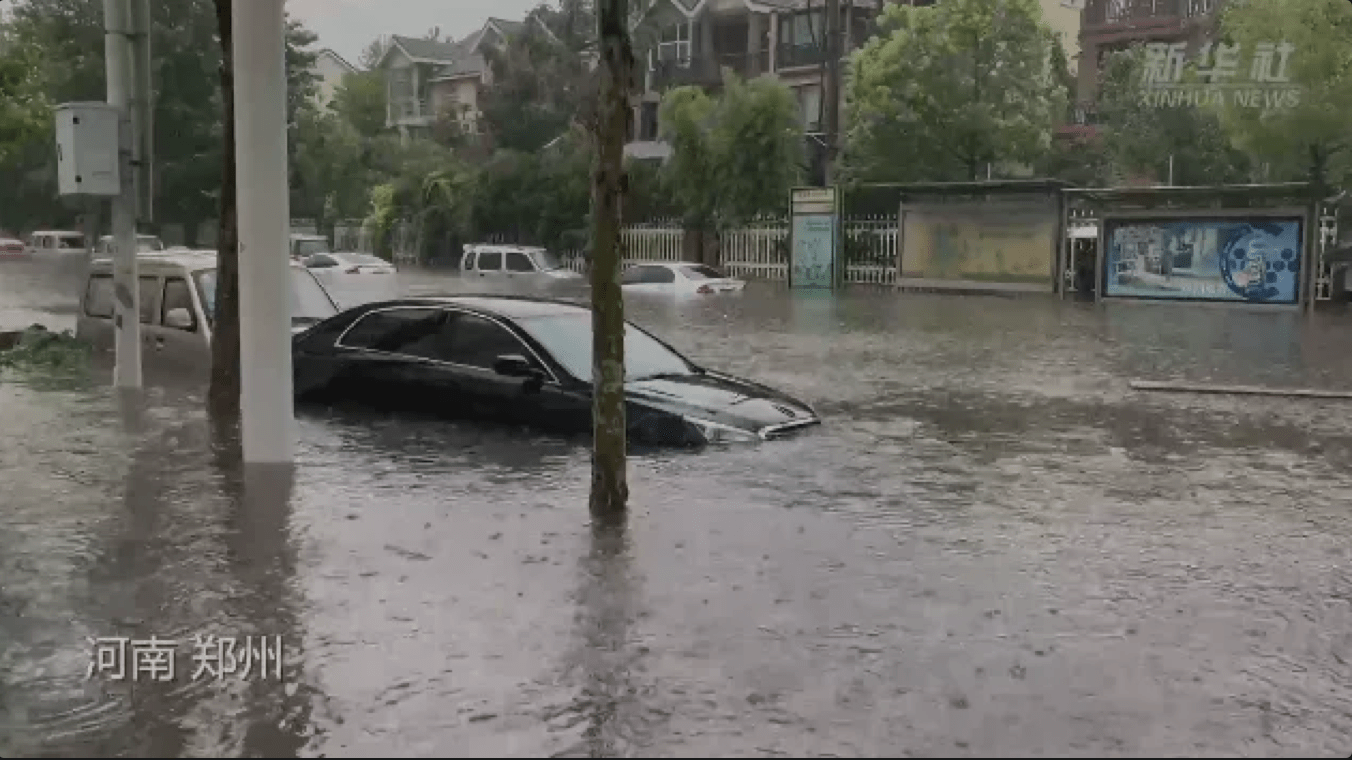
xmin=460 ymin=244 xmax=583 ymax=291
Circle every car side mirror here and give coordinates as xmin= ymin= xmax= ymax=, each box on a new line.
xmin=493 ymin=354 xmax=538 ymax=378
xmin=164 ymin=307 xmax=194 ymax=331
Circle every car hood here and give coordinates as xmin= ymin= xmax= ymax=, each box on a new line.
xmin=625 ymin=371 xmax=817 ymax=433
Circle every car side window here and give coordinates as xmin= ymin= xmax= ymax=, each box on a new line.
xmin=650 ymin=267 xmax=676 ymax=284
xmin=162 ymin=278 xmax=197 ymax=332
xmin=306 ymin=255 xmax=335 ymax=268
xmin=621 ymin=266 xmax=647 ymax=285
xmin=463 ymin=251 xmax=477 ymax=271
xmin=138 ymin=276 xmax=160 ymax=324
xmin=477 ymin=251 xmax=502 ymax=271
xmin=338 ymin=308 xmax=443 ymax=352
xmin=504 ymin=251 xmax=534 ymax=272
xmin=444 ymin=312 xmax=529 ymax=370
xmin=84 ymin=275 xmax=115 ymax=318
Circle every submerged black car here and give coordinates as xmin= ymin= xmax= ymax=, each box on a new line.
xmin=292 ymin=295 xmax=820 ymax=445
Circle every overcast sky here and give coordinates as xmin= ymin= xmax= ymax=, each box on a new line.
xmin=288 ymin=0 xmax=544 ymax=66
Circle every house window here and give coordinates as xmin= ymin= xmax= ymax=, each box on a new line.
xmin=779 ymin=10 xmax=823 ymax=50
xmin=389 ymin=67 xmax=415 ymax=117
xmin=651 ymin=22 xmax=691 ymax=69
xmin=639 ymin=102 xmax=659 ymax=141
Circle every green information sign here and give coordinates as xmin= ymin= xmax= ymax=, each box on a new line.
xmin=789 ymin=186 xmax=840 ymax=290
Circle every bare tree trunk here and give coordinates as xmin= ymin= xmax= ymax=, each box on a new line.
xmin=589 ymin=0 xmax=633 ymax=523
xmin=209 ymin=0 xmax=241 ymax=418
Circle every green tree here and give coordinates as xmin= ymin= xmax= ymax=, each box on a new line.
xmin=291 ymin=103 xmax=370 ymax=235
xmin=480 ymin=18 xmax=592 ymax=153
xmin=3 ymin=0 xmax=317 ymax=240
xmin=1096 ymin=46 xmax=1253 ymax=185
xmin=1217 ymin=0 xmax=1352 ymax=189
xmin=330 ymin=70 xmax=387 ymax=137
xmin=658 ymin=72 xmax=802 ymax=253
xmin=842 ymin=0 xmax=1065 ymax=182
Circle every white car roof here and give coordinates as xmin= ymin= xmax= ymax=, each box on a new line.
xmin=89 ymin=250 xmax=310 ymax=275
xmin=464 ymin=244 xmax=545 ymax=254
xmin=32 ymin=230 xmax=83 ymax=236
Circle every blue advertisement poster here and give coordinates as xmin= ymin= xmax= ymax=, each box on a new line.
xmin=791 ymin=214 xmax=836 ymax=289
xmin=1102 ymin=217 xmax=1303 ymax=304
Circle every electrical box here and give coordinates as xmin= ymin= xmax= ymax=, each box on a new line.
xmin=54 ymin=102 xmax=121 ymax=197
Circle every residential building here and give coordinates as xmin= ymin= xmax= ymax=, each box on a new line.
xmin=625 ymin=0 xmax=886 ymax=162
xmin=1063 ymin=0 xmax=1222 ymax=136
xmin=624 ymin=0 xmax=1081 ymax=162
xmin=375 ymin=15 xmax=559 ymax=138
xmin=309 ymin=48 xmax=358 ymax=108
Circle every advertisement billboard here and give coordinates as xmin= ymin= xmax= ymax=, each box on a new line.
xmin=1102 ymin=217 xmax=1303 ymax=304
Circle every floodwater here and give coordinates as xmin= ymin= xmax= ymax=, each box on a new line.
xmin=3 ymin=253 xmax=1352 ymax=757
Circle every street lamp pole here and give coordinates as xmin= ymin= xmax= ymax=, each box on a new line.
xmin=231 ymin=0 xmax=294 ymax=463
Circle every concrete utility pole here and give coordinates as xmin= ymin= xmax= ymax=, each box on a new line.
xmin=130 ymin=0 xmax=153 ymax=222
xmin=104 ymin=0 xmax=141 ymax=388
xmin=232 ymin=0 xmax=294 ymax=463
xmin=823 ymin=0 xmax=841 ymax=186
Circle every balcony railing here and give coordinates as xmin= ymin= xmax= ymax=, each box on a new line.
xmin=651 ymin=51 xmax=770 ymax=89
xmin=391 ymin=96 xmax=431 ymax=122
xmin=1083 ymin=0 xmax=1218 ymax=29
xmin=776 ymin=42 xmax=829 ymax=70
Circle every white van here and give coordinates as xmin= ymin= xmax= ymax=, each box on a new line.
xmin=76 ymin=250 xmax=341 ymax=372
xmin=27 ymin=230 xmax=87 ymax=256
xmin=460 ymin=244 xmax=583 ymax=290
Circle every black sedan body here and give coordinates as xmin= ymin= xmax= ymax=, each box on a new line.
xmin=291 ymin=295 xmax=820 ymax=446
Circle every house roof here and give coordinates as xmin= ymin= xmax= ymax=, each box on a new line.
xmin=428 ymin=13 xmax=561 ymax=83
xmin=376 ymin=34 xmax=460 ymax=68
xmin=315 ymin=48 xmax=357 ymax=74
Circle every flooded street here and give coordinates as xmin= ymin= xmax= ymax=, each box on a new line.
xmin=3 ymin=254 xmax=1352 ymax=757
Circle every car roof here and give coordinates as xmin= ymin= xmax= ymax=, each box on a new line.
xmin=88 ymin=250 xmax=309 ymax=274
xmin=367 ymin=295 xmax=590 ymax=319
xmin=32 ymin=230 xmax=83 ymax=236
xmin=100 ymin=233 xmax=161 ymax=240
xmin=464 ymin=244 xmax=545 ymax=254
xmin=291 ymin=233 xmax=326 ymax=241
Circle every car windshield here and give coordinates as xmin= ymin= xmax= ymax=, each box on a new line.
xmin=57 ymin=234 xmax=85 ymax=249
xmin=516 ymin=313 xmax=695 ymax=382
xmin=138 ymin=236 xmax=164 ymax=252
xmin=194 ymin=267 xmax=338 ymax=327
xmin=294 ymin=238 xmax=330 ymax=258
xmin=529 ymin=249 xmax=564 ymax=271
xmin=681 ymin=265 xmax=725 ymax=280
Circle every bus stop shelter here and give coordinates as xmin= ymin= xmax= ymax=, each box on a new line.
xmin=1059 ymin=183 xmax=1339 ymax=314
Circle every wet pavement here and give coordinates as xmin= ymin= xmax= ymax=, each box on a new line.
xmin=3 ymin=253 xmax=1352 ymax=757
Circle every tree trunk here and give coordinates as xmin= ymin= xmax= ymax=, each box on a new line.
xmin=589 ymin=0 xmax=633 ymax=523
xmin=822 ymin=0 xmax=840 ymax=186
xmin=209 ymin=0 xmax=241 ymax=419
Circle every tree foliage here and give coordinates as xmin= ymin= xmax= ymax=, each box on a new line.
xmin=842 ymin=0 xmax=1065 ymax=182
xmin=1094 ymin=45 xmax=1253 ymax=185
xmin=330 ymin=70 xmax=386 ymax=137
xmin=0 ymin=0 xmax=317 ymax=238
xmin=480 ymin=16 xmax=593 ymax=152
xmin=1216 ymin=0 xmax=1352 ymax=189
xmin=658 ymin=72 xmax=803 ymax=228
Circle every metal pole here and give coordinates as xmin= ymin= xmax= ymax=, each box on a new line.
xmin=232 ymin=0 xmax=294 ymax=463
xmin=130 ymin=0 xmax=153 ymax=222
xmin=823 ymin=0 xmax=841 ymax=186
xmin=1167 ymin=154 xmax=1174 ymax=186
xmin=104 ymin=0 xmax=141 ymax=388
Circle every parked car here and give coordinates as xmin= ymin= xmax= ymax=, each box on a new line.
xmin=460 ymin=244 xmax=584 ymax=291
xmin=291 ymin=295 xmax=820 ymax=446
xmin=77 ymin=250 xmax=340 ymax=372
xmin=620 ymin=262 xmax=746 ymax=295
xmin=0 ymin=237 xmax=27 ymax=260
xmin=290 ymin=233 xmax=331 ymax=260
xmin=26 ymin=230 xmax=87 ymax=256
xmin=302 ymin=252 xmax=400 ymax=308
xmin=95 ymin=234 xmax=166 ymax=255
